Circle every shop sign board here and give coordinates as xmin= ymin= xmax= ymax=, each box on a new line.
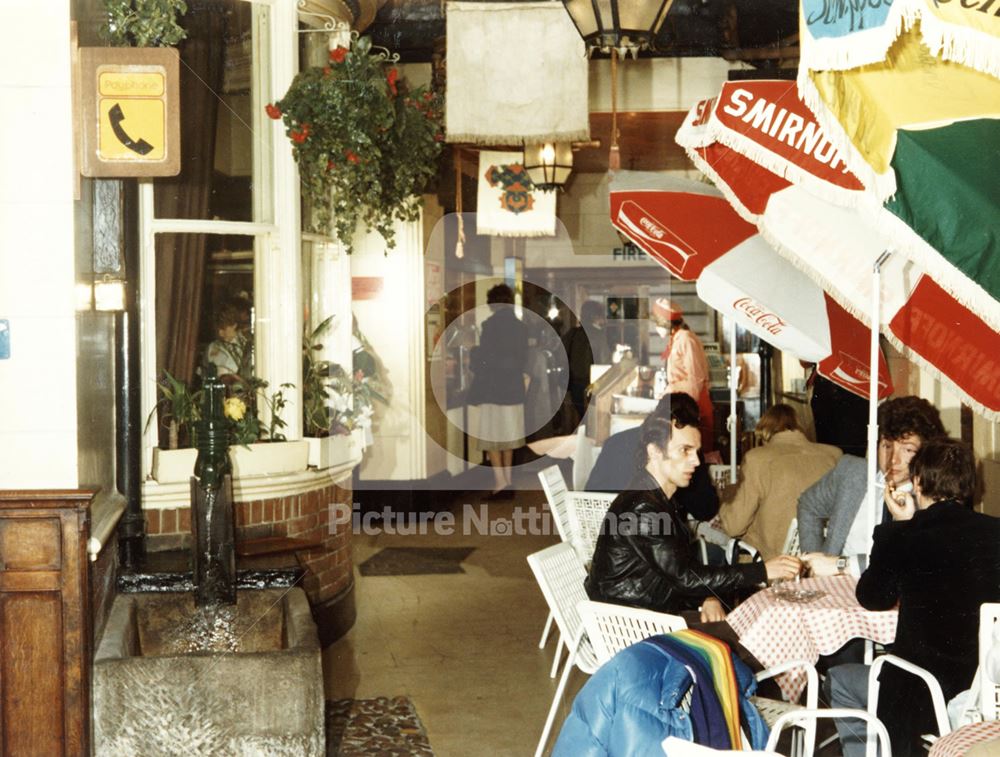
xmin=78 ymin=47 xmax=180 ymax=177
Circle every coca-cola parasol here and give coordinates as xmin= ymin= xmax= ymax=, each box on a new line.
xmin=674 ymin=80 xmax=1000 ymax=421
xmin=609 ymin=172 xmax=893 ymax=401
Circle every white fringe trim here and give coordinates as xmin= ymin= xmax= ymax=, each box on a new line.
xmin=799 ymin=1 xmax=911 ymax=72
xmin=681 ymin=146 xmax=760 ymax=226
xmin=709 ymin=120 xmax=867 ymax=209
xmin=917 ymin=8 xmax=1000 ymax=80
xmin=795 ymin=70 xmax=899 ymax=201
xmin=448 ymin=1 xmax=557 ymax=12
xmin=476 ymin=227 xmax=556 ymax=238
xmin=755 ymin=224 xmax=877 ymax=327
xmin=862 ymin=207 xmax=1000 ymax=331
xmin=683 ymin=134 xmax=1000 ymax=419
xmin=444 ymin=129 xmax=591 ymax=146
xmin=675 ymin=109 xmax=715 ymax=150
xmin=758 ymin=222 xmax=1000 ymax=420
xmin=883 ymin=327 xmax=1000 ymax=421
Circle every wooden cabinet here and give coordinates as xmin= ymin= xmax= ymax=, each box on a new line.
xmin=0 ymin=490 xmax=94 ymax=757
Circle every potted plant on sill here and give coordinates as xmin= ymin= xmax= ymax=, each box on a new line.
xmin=302 ymin=316 xmax=388 ymax=469
xmin=223 ymin=380 xmax=309 ymax=479
xmin=267 ymin=34 xmax=444 ymax=251
xmin=148 ymin=371 xmax=308 ymax=484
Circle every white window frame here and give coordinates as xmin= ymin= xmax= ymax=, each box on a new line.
xmin=140 ymin=0 xmax=302 ymax=479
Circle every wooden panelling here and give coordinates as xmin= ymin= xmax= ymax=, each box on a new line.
xmin=0 ymin=572 xmax=61 ymax=592
xmin=0 ymin=490 xmax=93 ymax=757
xmin=1 ymin=594 xmax=63 ymax=757
xmin=0 ymin=518 xmax=61 ymax=570
xmin=575 ymin=111 xmax=692 ymax=173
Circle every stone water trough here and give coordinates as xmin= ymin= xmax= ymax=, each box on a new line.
xmin=93 ymin=587 xmax=324 ymax=756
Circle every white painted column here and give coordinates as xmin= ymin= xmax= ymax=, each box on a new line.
xmin=353 ymin=217 xmax=428 ymax=481
xmin=256 ymin=0 xmax=303 ymax=438
xmin=0 ymin=1 xmax=79 ymax=487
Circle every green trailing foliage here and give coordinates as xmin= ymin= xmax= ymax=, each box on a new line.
xmin=269 ymin=35 xmax=444 ymax=251
xmin=101 ymin=0 xmax=188 ymax=47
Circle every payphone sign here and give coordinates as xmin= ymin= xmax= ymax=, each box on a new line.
xmin=97 ymin=69 xmax=166 ymax=161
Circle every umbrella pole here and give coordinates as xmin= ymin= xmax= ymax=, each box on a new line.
xmin=729 ymin=319 xmax=738 ymax=483
xmin=866 ymin=251 xmax=891 ymax=556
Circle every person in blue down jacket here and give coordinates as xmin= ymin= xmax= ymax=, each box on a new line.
xmin=552 ymin=635 xmax=770 ymax=756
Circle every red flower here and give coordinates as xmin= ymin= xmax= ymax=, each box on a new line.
xmin=291 ymin=123 xmax=311 ymax=144
xmin=386 ymin=68 xmax=399 ymax=96
xmin=323 ymin=66 xmax=331 ymax=77
xmin=327 ymin=160 xmax=336 ymax=171
xmin=423 ymin=91 xmax=433 ymax=102
xmin=265 ymin=103 xmax=282 ymax=120
xmin=434 ymin=133 xmax=444 ymax=142
xmin=329 ymin=46 xmax=348 ymax=63
xmin=345 ymin=150 xmax=360 ymax=164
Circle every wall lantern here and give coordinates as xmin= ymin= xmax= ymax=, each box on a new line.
xmin=522 ymin=142 xmax=573 ymax=192
xmin=561 ymin=0 xmax=675 ymax=57
xmin=94 ymin=275 xmax=127 ymax=312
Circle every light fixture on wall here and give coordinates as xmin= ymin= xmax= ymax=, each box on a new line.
xmin=522 ymin=142 xmax=573 ymax=192
xmin=562 ymin=1 xmax=675 ymax=170
xmin=561 ymin=0 xmax=675 ymax=58
xmin=94 ymin=274 xmax=127 ymax=312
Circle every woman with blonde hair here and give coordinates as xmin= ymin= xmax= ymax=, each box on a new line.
xmin=718 ymin=403 xmax=842 ymax=559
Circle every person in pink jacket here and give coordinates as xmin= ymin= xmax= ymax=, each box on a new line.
xmin=652 ymin=298 xmax=714 ymax=452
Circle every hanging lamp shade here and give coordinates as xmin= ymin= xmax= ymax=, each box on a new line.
xmin=522 ymin=142 xmax=573 ymax=191
xmin=561 ymin=0 xmax=675 ymax=56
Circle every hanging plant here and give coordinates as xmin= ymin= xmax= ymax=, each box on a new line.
xmin=100 ymin=0 xmax=189 ymax=47
xmin=267 ymin=35 xmax=444 ymax=251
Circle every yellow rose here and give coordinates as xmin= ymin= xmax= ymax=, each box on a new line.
xmin=224 ymin=397 xmax=246 ymax=421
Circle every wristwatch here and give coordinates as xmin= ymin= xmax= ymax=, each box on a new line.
xmin=836 ymin=556 xmax=849 ymax=574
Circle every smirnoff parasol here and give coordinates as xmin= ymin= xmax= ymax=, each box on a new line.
xmin=675 ymin=80 xmax=1000 ymax=422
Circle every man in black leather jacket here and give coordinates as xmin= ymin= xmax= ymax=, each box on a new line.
xmin=585 ymin=395 xmax=802 ymax=623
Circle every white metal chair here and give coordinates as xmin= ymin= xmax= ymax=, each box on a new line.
xmin=866 ymin=654 xmax=951 ymax=756
xmin=782 ymin=518 xmax=801 ymax=556
xmin=864 ymin=603 xmax=1000 ymax=756
xmin=979 ymin=602 xmax=1000 ymax=721
xmin=571 ymin=425 xmax=599 ymax=491
xmin=527 ymin=543 xmax=601 ymax=757
xmin=537 ymin=465 xmax=572 ymax=673
xmin=767 ymin=709 xmax=891 ymax=756
xmin=578 ymin=599 xmax=823 ymax=755
xmin=538 ymin=464 xmax=572 ymax=543
xmin=578 ymin=599 xmax=687 ymax=667
xmin=581 ymin=601 xmax=819 ymax=757
xmin=565 ymin=490 xmax=616 ymax=561
xmin=709 ymin=463 xmax=737 ymax=492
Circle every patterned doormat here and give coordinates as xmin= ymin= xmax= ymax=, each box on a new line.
xmin=326 ymin=697 xmax=433 ymax=756
xmin=358 ymin=547 xmax=476 ymax=577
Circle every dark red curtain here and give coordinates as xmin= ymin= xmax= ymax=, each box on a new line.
xmin=154 ymin=3 xmax=228 ymax=387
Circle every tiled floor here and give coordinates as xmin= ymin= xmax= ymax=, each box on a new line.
xmin=320 ymin=468 xmax=857 ymax=757
xmin=322 ymin=471 xmax=587 ymax=756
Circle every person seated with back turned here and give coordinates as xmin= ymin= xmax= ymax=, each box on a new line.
xmin=798 ymin=395 xmax=946 ymax=578
xmin=816 ymin=438 xmax=1000 ymax=756
xmin=718 ymin=404 xmax=841 ymax=560
xmin=586 ymin=393 xmax=719 ymax=523
xmin=585 ymin=398 xmax=802 ymax=630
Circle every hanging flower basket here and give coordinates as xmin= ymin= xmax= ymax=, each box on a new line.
xmin=268 ymin=35 xmax=444 ymax=251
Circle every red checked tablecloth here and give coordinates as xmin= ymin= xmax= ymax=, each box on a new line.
xmin=928 ymin=720 xmax=1000 ymax=757
xmin=727 ymin=575 xmax=898 ymax=702
xmin=929 ymin=722 xmax=1000 ymax=757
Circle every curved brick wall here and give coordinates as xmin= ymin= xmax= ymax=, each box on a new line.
xmin=144 ymin=481 xmax=353 ymax=607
